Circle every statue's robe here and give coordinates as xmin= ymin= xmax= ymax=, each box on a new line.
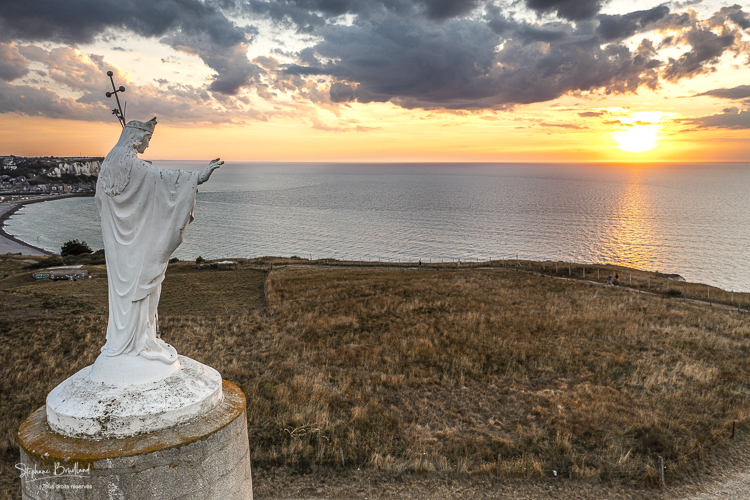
xmin=95 ymin=155 xmax=199 ymax=363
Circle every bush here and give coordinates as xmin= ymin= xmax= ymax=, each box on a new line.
xmin=196 ymin=256 xmax=205 ymax=264
xmin=169 ymin=257 xmax=180 ymax=264
xmin=61 ymin=239 xmax=92 ymax=257
xmin=64 ymin=249 xmax=105 ymax=266
xmin=24 ymin=256 xmax=64 ymax=269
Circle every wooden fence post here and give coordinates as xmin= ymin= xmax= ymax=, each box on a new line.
xmin=658 ymin=456 xmax=664 ymax=486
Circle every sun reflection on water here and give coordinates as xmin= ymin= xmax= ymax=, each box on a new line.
xmin=599 ymin=170 xmax=667 ymax=272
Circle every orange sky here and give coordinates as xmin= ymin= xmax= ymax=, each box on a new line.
xmin=3 ymin=91 xmax=748 ymax=163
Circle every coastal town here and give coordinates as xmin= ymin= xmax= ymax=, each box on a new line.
xmin=0 ymin=156 xmax=102 ymax=256
xmin=0 ymin=155 xmax=101 ymax=200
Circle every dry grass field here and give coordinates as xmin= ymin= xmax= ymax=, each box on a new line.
xmin=2 ymin=255 xmax=750 ymax=498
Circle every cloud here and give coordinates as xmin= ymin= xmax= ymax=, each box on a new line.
xmin=0 ymin=0 xmax=260 ymax=96
xmin=0 ymin=42 xmax=29 ymax=81
xmin=578 ymin=111 xmax=603 ymax=117
xmin=0 ymin=47 xmax=270 ymax=124
xmin=540 ymin=122 xmax=588 ymax=129
xmin=356 ymin=124 xmax=381 ymax=132
xmin=710 ymin=4 xmax=750 ymax=30
xmin=0 ymin=0 xmax=247 ymax=46
xmin=162 ymin=31 xmax=264 ymax=95
xmin=285 ymin=9 xmax=668 ymax=109
xmin=0 ymin=80 xmax=105 ymax=120
xmin=662 ymin=27 xmax=736 ymax=81
xmin=695 ymin=85 xmax=750 ymax=100
xmin=681 ymin=107 xmax=750 ymax=129
xmin=2 ymin=0 xmax=750 ymax=119
xmin=238 ymin=0 xmax=482 ymax=30
xmin=595 ymin=6 xmax=670 ymax=42
xmin=524 ymin=0 xmax=604 ymax=21
xmin=18 ymin=46 xmax=118 ymax=95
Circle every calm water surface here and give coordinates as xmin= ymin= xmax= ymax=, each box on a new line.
xmin=7 ymin=162 xmax=750 ymax=291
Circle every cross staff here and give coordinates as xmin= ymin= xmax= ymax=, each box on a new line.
xmin=105 ymin=70 xmax=126 ymax=127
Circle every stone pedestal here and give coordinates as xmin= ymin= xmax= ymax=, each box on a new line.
xmin=18 ymin=380 xmax=252 ymax=500
xmin=46 ymin=355 xmax=223 ymax=438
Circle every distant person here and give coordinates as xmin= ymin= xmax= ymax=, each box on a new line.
xmin=457 ymin=259 xmax=461 ymax=267
xmin=607 ymin=272 xmax=612 ymax=285
xmin=419 ymin=259 xmax=422 ymax=270
xmin=614 ymin=273 xmax=619 ymax=286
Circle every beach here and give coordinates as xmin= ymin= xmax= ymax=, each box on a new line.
xmin=0 ymin=194 xmax=91 ymax=256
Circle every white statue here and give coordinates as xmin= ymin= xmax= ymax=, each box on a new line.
xmin=45 ymin=117 xmax=225 ymax=439
xmin=92 ymin=117 xmax=221 ymax=381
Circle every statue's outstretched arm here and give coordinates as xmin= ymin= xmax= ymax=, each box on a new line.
xmin=198 ymin=158 xmax=223 ymax=185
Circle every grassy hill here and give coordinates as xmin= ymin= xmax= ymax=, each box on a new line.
xmin=2 ymin=255 xmax=750 ymax=498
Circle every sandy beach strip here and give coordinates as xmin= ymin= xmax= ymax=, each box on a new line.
xmin=0 ymin=194 xmax=92 ymax=256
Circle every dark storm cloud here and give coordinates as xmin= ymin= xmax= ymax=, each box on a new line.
xmin=681 ymin=108 xmax=750 ymax=129
xmin=524 ymin=0 xmax=604 ymax=21
xmin=0 ymin=0 xmax=246 ymax=46
xmin=281 ymin=8 xmax=666 ymax=109
xmin=695 ymin=85 xmax=750 ymax=100
xmin=662 ymin=27 xmax=735 ymax=81
xmin=419 ymin=0 xmax=480 ymax=19
xmin=237 ymin=0 xmax=482 ymax=28
xmin=0 ymin=43 xmax=29 ymax=82
xmin=278 ymin=2 xmax=748 ymax=110
xmin=710 ymin=5 xmax=750 ymax=30
xmin=0 ymin=0 xmax=262 ymax=95
xmin=595 ymin=6 xmax=670 ymax=41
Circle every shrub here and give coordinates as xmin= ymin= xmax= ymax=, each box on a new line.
xmin=64 ymin=249 xmax=105 ymax=266
xmin=196 ymin=256 xmax=205 ymax=264
xmin=169 ymin=257 xmax=180 ymax=264
xmin=61 ymin=239 xmax=92 ymax=256
xmin=24 ymin=256 xmax=64 ymax=269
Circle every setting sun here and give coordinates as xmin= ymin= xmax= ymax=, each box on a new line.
xmin=610 ymin=112 xmax=673 ymax=153
xmin=612 ymin=126 xmax=659 ymax=152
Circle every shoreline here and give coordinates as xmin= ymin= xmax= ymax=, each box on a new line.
xmin=0 ymin=193 xmax=93 ymax=256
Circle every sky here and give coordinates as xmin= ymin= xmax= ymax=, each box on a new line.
xmin=0 ymin=0 xmax=749 ymax=162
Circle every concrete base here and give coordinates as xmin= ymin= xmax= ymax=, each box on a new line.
xmin=18 ymin=380 xmax=252 ymax=500
xmin=46 ymin=355 xmax=223 ymax=439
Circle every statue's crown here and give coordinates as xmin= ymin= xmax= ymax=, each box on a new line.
xmin=125 ymin=117 xmax=157 ymax=133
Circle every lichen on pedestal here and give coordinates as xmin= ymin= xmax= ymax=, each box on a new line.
xmin=46 ymin=355 xmax=223 ymax=439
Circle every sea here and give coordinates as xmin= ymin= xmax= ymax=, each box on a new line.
xmin=6 ymin=162 xmax=750 ymax=292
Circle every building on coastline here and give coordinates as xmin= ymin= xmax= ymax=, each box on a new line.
xmin=0 ymin=156 xmax=101 ymax=196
